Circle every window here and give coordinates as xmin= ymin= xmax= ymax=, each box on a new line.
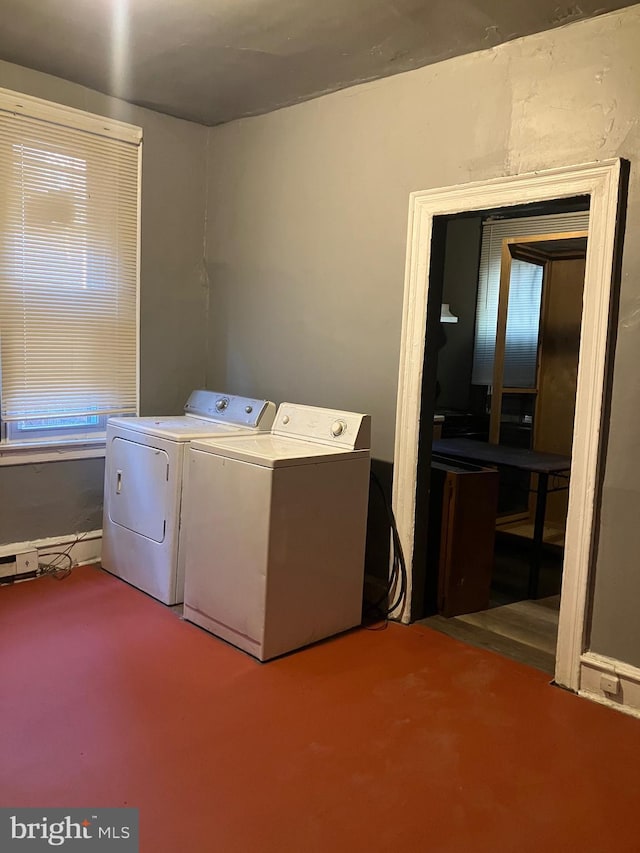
xmin=502 ymin=258 xmax=544 ymax=389
xmin=0 ymin=88 xmax=141 ymax=459
xmin=472 ymin=211 xmax=590 ymax=386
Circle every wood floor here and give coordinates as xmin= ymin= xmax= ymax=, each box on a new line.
xmin=419 ymin=522 xmax=565 ymax=676
xmin=420 ymin=596 xmax=560 ymax=675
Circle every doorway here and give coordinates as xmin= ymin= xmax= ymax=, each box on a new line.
xmin=391 ymin=161 xmax=623 ymax=692
xmin=422 ymin=223 xmax=588 ymax=674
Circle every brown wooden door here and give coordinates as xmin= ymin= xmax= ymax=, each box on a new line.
xmin=534 ymin=256 xmax=586 ymax=529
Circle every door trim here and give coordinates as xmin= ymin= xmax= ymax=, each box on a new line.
xmin=392 ymin=159 xmax=623 ymax=692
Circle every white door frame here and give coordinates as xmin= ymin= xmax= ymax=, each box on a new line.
xmin=392 ymin=160 xmax=623 ymax=691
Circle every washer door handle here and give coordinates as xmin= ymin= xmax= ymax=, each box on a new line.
xmin=116 ymin=469 xmax=123 ymax=494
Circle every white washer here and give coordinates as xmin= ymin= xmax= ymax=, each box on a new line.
xmin=182 ymin=403 xmax=371 ymax=660
xmin=101 ymin=390 xmax=276 ymax=605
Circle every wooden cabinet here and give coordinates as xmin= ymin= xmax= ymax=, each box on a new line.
xmin=427 ymin=458 xmax=499 ymax=617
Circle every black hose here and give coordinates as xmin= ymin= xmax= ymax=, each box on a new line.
xmin=366 ymin=469 xmax=408 ymax=619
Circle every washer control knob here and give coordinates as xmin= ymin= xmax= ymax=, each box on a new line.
xmin=215 ymin=398 xmax=228 ymax=411
xmin=245 ymin=405 xmax=253 ymax=414
xmin=331 ymin=420 xmax=347 ymax=437
xmin=282 ymin=415 xmax=290 ymax=425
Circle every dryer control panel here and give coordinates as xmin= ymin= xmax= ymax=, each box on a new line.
xmin=184 ymin=390 xmax=276 ymax=429
xmin=273 ymin=403 xmax=371 ymax=450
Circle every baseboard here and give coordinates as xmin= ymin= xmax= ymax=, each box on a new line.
xmin=579 ymin=651 xmax=640 ymax=719
xmin=0 ymin=529 xmax=102 ymax=579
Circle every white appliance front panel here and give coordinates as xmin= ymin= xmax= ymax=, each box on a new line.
xmin=108 ymin=438 xmax=170 ymax=543
xmin=262 ymin=456 xmax=370 ymax=659
xmin=182 ymin=446 xmax=370 ymax=661
xmin=102 ymin=427 xmax=185 ymax=604
xmin=183 ymin=448 xmax=272 ymax=652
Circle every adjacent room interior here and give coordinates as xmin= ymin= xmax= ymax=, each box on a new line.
xmin=419 ymin=201 xmax=589 ymax=674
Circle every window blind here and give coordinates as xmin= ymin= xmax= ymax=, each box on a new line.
xmin=502 ymin=259 xmax=544 ymax=389
xmin=0 ymin=91 xmax=141 ymax=424
xmin=471 ymin=210 xmax=590 ymax=386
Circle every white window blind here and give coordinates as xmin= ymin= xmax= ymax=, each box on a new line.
xmin=0 ymin=89 xmax=141 ymax=436
xmin=502 ymin=259 xmax=544 ymax=389
xmin=471 ymin=210 xmax=589 ymax=385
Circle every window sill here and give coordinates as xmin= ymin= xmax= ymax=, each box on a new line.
xmin=0 ymin=438 xmax=106 ymax=466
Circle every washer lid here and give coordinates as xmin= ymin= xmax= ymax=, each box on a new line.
xmin=107 ymin=416 xmax=263 ymax=442
xmin=190 ymin=434 xmax=370 ymax=468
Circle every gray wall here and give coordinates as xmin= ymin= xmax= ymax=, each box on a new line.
xmin=0 ymin=60 xmax=208 ymax=545
xmin=204 ymin=8 xmax=640 ymax=665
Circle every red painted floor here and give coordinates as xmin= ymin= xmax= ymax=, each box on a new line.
xmin=1 ymin=565 xmax=639 ymax=852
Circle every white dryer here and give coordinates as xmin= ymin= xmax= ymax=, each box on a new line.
xmin=101 ymin=390 xmax=276 ymax=605
xmin=182 ymin=403 xmax=371 ymax=660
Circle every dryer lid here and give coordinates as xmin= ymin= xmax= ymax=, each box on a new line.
xmin=106 ymin=416 xmax=262 ymax=441
xmin=107 ymin=392 xmax=276 ymax=440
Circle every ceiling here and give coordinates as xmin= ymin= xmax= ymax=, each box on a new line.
xmin=0 ymin=0 xmax=636 ymax=126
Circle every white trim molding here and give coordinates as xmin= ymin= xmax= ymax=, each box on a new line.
xmin=0 ymin=87 xmax=142 ymax=146
xmin=580 ymin=652 xmax=640 ymax=719
xmin=0 ymin=441 xmax=106 ymax=466
xmin=392 ymin=160 xmax=624 ymax=694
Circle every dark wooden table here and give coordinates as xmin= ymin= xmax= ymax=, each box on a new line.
xmin=432 ymin=438 xmax=571 ymax=598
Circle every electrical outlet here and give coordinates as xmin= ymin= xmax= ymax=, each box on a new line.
xmin=16 ymin=550 xmax=38 ymax=574
xmin=600 ymin=673 xmax=620 ymax=696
